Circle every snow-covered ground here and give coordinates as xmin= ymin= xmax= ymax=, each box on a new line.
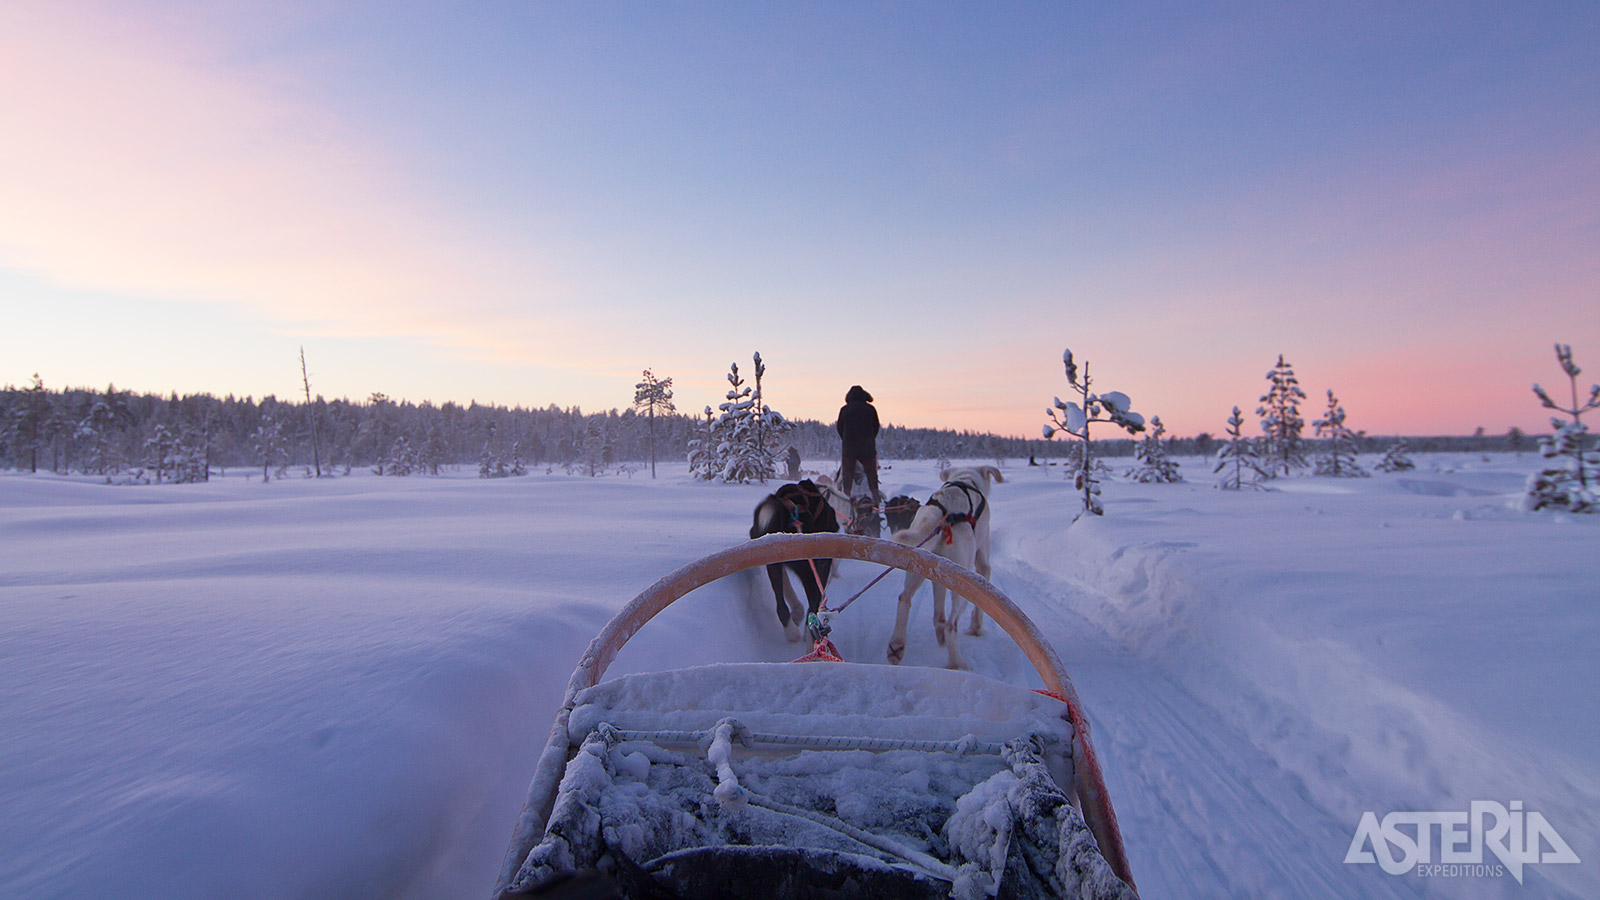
xmin=1 ymin=454 xmax=1594 ymax=899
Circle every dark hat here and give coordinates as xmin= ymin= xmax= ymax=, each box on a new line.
xmin=846 ymin=385 xmax=873 ymax=403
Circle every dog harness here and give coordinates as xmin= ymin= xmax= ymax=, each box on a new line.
xmin=927 ymin=481 xmax=988 ymax=529
xmin=774 ymin=482 xmax=830 ymax=533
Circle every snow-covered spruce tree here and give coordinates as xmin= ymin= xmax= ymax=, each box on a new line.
xmin=1312 ymin=389 xmax=1367 ymax=477
xmin=478 ymin=421 xmax=504 ymax=478
xmin=697 ymin=354 xmax=792 ymax=484
xmin=1257 ymin=354 xmax=1308 ymax=476
xmin=1376 ymin=438 xmax=1415 ymax=473
xmin=633 ymin=369 xmax=675 ymax=479
xmin=1214 ymin=406 xmax=1271 ymax=490
xmin=380 ymin=436 xmax=416 ymax=476
xmin=581 ymin=416 xmax=610 ymax=476
xmin=1128 ymin=415 xmax=1182 ymax=483
xmin=1043 ymin=348 xmax=1146 ymax=517
xmin=79 ymin=385 xmax=132 ymax=476
xmin=748 ymin=352 xmax=793 ymax=473
xmin=1526 ymin=343 xmax=1600 ymax=512
xmin=714 ymin=359 xmax=768 ymax=484
xmin=478 ymin=444 xmax=506 ymax=478
xmin=419 ymin=423 xmax=447 ymax=475
xmin=171 ymin=424 xmax=212 ymax=483
xmin=686 ymin=406 xmax=717 ymax=480
xmin=250 ymin=415 xmax=289 ymax=482
xmin=144 ymin=423 xmax=177 ymax=483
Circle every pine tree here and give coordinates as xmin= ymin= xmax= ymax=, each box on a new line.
xmin=1506 ymin=426 xmax=1526 ymax=456
xmin=10 ymin=374 xmax=50 ymax=473
xmin=633 ymin=369 xmax=675 ymax=479
xmin=1257 ymin=354 xmax=1308 ymax=476
xmin=1312 ymin=389 xmax=1367 ymax=477
xmin=1128 ymin=416 xmax=1183 ymax=483
xmin=1376 ymin=438 xmax=1415 ymax=472
xmin=1526 ymin=343 xmax=1599 ymax=512
xmin=1214 ymin=406 xmax=1271 ymax=490
xmin=42 ymin=403 xmax=74 ymax=474
xmin=1043 ymin=348 xmax=1146 ymax=516
xmin=582 ymin=416 xmax=608 ymax=476
xmin=357 ymin=392 xmax=393 ymax=469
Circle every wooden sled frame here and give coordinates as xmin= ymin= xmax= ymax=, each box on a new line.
xmin=493 ymin=532 xmax=1135 ymax=896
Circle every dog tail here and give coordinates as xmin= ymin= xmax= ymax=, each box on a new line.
xmin=891 ymin=503 xmax=947 ymax=547
xmin=751 ymin=496 xmax=781 ymax=539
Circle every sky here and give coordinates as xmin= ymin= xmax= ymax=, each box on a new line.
xmin=2 ymin=1 xmax=1596 ymax=438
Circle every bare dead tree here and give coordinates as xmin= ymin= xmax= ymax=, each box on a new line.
xmin=300 ymin=347 xmax=323 ymax=478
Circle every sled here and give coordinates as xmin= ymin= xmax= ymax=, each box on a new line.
xmin=491 ymin=533 xmax=1138 ymax=899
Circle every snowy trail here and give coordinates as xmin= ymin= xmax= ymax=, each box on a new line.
xmin=991 ymin=552 xmax=1422 ymax=899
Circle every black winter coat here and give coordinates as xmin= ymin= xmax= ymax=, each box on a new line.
xmin=836 ymin=387 xmax=880 ymax=456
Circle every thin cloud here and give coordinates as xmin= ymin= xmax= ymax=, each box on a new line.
xmin=0 ymin=2 xmax=560 ymax=358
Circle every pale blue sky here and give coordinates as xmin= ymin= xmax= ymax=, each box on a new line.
xmin=2 ymin=1 xmax=1596 ymax=436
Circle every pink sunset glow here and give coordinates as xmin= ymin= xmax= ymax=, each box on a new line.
xmin=1 ymin=1 xmax=1595 ymax=438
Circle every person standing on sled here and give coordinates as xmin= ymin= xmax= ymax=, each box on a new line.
xmin=837 ymin=385 xmax=881 ymax=502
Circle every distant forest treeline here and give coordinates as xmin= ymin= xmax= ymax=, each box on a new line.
xmin=0 ymin=380 xmax=1538 ymax=479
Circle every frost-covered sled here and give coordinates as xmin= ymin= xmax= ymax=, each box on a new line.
xmin=492 ymin=534 xmax=1138 ymax=899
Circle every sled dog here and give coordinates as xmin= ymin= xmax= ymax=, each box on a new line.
xmin=887 ymin=466 xmax=1003 ymax=668
xmin=750 ymin=480 xmax=839 ymax=641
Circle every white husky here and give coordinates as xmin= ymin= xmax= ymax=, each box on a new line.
xmin=887 ymin=465 xmax=1003 ymax=669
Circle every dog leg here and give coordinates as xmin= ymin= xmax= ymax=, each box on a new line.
xmin=945 ymin=592 xmax=970 ymax=669
xmin=932 ymin=583 xmax=949 ymax=646
xmin=781 ymin=575 xmax=806 ymax=642
xmin=768 ymin=564 xmax=802 ymax=642
xmin=965 ymin=609 xmax=986 ymax=636
xmin=887 ymin=574 xmax=921 ymax=665
xmin=967 ymin=537 xmax=991 ymax=636
xmin=795 ymin=559 xmax=827 ymax=619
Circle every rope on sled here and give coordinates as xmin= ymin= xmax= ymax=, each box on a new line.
xmin=596 ymin=725 xmax=1004 ymax=757
xmin=741 ymin=789 xmax=959 ymax=885
xmin=703 ymin=715 xmax=964 ymax=885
